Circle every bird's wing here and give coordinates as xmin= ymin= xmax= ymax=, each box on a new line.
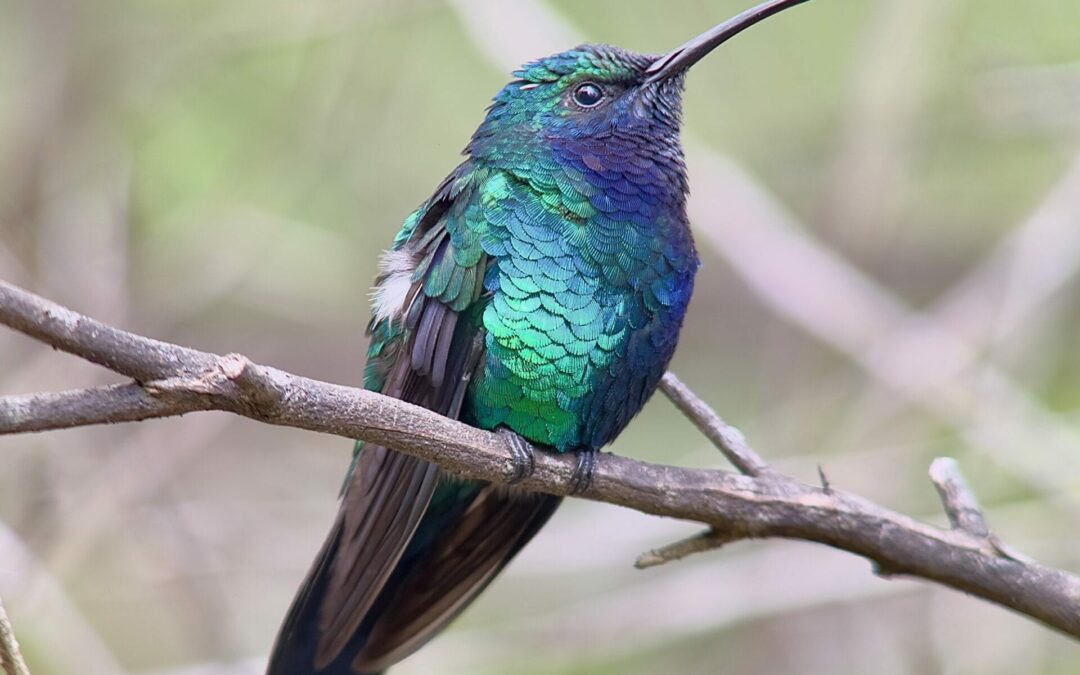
xmin=269 ymin=167 xmax=492 ymax=673
xmin=314 ymin=169 xmax=492 ymax=666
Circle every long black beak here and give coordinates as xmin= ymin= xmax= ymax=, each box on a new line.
xmin=644 ymin=0 xmax=811 ymax=84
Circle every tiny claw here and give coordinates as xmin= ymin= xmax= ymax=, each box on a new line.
xmin=498 ymin=428 xmax=535 ymax=485
xmin=568 ymin=449 xmax=597 ymax=496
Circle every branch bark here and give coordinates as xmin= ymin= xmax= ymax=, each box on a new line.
xmin=0 ymin=594 xmax=30 ymax=675
xmin=1 ymin=280 xmax=1078 ymax=640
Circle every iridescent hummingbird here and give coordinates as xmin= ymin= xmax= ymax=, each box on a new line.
xmin=268 ymin=1 xmax=809 ymax=672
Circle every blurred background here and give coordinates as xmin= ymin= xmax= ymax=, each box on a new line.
xmin=1 ymin=0 xmax=1079 ymax=673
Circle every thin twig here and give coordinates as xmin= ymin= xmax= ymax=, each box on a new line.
xmin=929 ymin=457 xmax=991 ymax=537
xmin=635 ymin=528 xmax=740 ymax=569
xmin=1 ymin=281 xmax=1079 ymax=639
xmin=0 ymin=595 xmax=30 ymax=675
xmin=817 ymin=465 xmax=832 ymax=494
xmin=928 ymin=457 xmax=1036 ymax=564
xmin=0 ymin=521 xmax=124 ymax=673
xmin=659 ymin=372 xmax=770 ymax=476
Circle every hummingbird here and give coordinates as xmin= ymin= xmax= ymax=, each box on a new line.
xmin=268 ymin=1 xmax=809 ymax=672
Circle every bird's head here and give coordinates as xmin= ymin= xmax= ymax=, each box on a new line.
xmin=466 ymin=0 xmax=809 ymax=170
xmin=466 ymin=45 xmax=680 ymax=158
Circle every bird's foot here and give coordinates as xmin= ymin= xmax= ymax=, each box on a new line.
xmin=497 ymin=428 xmax=535 ymax=485
xmin=568 ymin=449 xmax=597 ymax=496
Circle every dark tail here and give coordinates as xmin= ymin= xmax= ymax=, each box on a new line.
xmin=268 ymin=477 xmax=560 ymax=674
xmin=268 ymin=511 xmax=384 ymax=675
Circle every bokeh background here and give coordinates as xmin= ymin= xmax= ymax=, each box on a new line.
xmin=2 ymin=0 xmax=1079 ymax=673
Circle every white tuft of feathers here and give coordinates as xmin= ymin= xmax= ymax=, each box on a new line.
xmin=371 ymin=248 xmax=417 ymax=324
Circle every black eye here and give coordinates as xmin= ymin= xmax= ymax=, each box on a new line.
xmin=572 ymin=83 xmax=604 ymax=108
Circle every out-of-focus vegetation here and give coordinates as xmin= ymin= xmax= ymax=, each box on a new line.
xmin=1 ymin=1 xmax=1078 ymax=673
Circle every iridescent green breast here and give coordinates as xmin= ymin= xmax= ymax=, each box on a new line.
xmin=465 ymin=157 xmax=697 ymax=452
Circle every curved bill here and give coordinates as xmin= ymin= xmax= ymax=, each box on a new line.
xmin=644 ymin=0 xmax=811 ymax=84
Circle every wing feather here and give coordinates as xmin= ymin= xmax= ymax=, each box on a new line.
xmin=270 ymin=166 xmax=493 ymax=674
xmin=271 ymin=164 xmax=563 ymax=675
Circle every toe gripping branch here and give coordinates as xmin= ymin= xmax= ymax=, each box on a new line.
xmin=495 ymin=428 xmax=594 ymax=496
xmin=498 ymin=428 xmax=536 ymax=485
xmin=568 ymin=448 xmax=597 ymax=496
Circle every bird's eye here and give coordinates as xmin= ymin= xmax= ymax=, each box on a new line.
xmin=572 ymin=83 xmax=605 ymax=108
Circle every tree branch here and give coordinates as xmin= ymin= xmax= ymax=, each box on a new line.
xmin=929 ymin=457 xmax=992 ymax=538
xmin=635 ymin=528 xmax=741 ymax=569
xmin=1 ymin=280 xmax=1078 ymax=640
xmin=659 ymin=371 xmax=771 ymax=476
xmin=0 ymin=595 xmax=30 ymax=675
